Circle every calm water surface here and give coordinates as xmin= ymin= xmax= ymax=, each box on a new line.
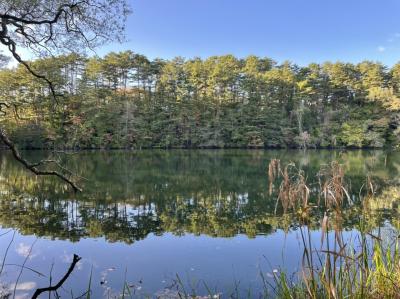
xmin=0 ymin=150 xmax=399 ymax=298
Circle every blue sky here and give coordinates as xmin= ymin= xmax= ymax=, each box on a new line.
xmin=99 ymin=0 xmax=400 ymax=66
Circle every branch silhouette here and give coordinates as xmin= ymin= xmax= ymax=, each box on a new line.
xmin=31 ymin=254 xmax=82 ymax=299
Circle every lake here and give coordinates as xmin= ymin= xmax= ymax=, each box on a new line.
xmin=0 ymin=150 xmax=398 ymax=298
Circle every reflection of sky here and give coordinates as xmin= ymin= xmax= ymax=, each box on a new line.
xmin=0 ymin=150 xmax=397 ymax=297
xmin=0 ymin=227 xmax=360 ymax=298
xmin=10 ymin=281 xmax=37 ymax=299
xmin=15 ymin=243 xmax=38 ymax=259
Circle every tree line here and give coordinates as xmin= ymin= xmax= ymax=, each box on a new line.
xmin=1 ymin=51 xmax=400 ymax=149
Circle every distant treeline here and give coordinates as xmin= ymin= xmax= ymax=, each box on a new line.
xmin=1 ymin=51 xmax=400 ymax=149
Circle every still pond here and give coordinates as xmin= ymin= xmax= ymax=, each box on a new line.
xmin=0 ymin=150 xmax=398 ymax=298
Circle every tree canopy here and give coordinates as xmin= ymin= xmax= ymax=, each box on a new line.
xmin=1 ymin=52 xmax=400 ymax=150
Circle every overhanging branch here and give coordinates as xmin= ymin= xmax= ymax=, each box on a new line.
xmin=0 ymin=128 xmax=81 ymax=192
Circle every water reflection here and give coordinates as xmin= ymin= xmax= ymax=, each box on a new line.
xmin=0 ymin=150 xmax=398 ymax=243
xmin=1 ymin=150 xmax=400 ymax=297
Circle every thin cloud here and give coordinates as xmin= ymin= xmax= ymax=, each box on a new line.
xmin=15 ymin=243 xmax=37 ymax=259
xmin=385 ymin=33 xmax=400 ymax=45
xmin=378 ymin=46 xmax=386 ymax=52
xmin=9 ymin=281 xmax=37 ymax=291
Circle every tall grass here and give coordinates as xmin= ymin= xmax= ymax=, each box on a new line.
xmin=270 ymin=222 xmax=400 ymax=299
xmin=267 ymin=159 xmax=400 ymax=299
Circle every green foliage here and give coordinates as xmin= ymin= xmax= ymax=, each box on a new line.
xmin=339 ymin=122 xmax=365 ymax=148
xmin=1 ymin=53 xmax=400 ymax=149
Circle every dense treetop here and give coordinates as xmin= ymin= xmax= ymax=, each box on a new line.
xmin=1 ymin=51 xmax=400 ymax=149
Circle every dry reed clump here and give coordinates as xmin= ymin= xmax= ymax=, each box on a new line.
xmin=267 ymin=159 xmax=357 ymax=227
xmin=269 ymin=160 xmax=352 ymax=214
xmin=268 ymin=159 xmax=310 ymax=216
xmin=317 ymin=161 xmax=351 ymax=210
xmin=278 ymin=164 xmax=310 ymax=214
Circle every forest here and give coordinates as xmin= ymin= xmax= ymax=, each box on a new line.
xmin=1 ymin=51 xmax=400 ymax=149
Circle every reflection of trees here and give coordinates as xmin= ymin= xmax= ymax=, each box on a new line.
xmin=0 ymin=150 xmax=398 ymax=243
xmin=0 ymin=199 xmax=161 ymax=244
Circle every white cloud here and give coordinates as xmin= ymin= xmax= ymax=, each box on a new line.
xmin=378 ymin=46 xmax=386 ymax=52
xmin=15 ymin=243 xmax=36 ymax=259
xmin=9 ymin=281 xmax=37 ymax=291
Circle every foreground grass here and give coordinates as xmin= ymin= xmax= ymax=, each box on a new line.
xmin=268 ymin=160 xmax=400 ymax=299
xmin=272 ymin=227 xmax=400 ymax=299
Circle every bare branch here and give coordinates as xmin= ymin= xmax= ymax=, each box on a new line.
xmin=31 ymin=254 xmax=82 ymax=299
xmin=0 ymin=0 xmax=130 ymax=191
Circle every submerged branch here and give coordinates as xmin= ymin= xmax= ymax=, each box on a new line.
xmin=31 ymin=254 xmax=81 ymax=299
